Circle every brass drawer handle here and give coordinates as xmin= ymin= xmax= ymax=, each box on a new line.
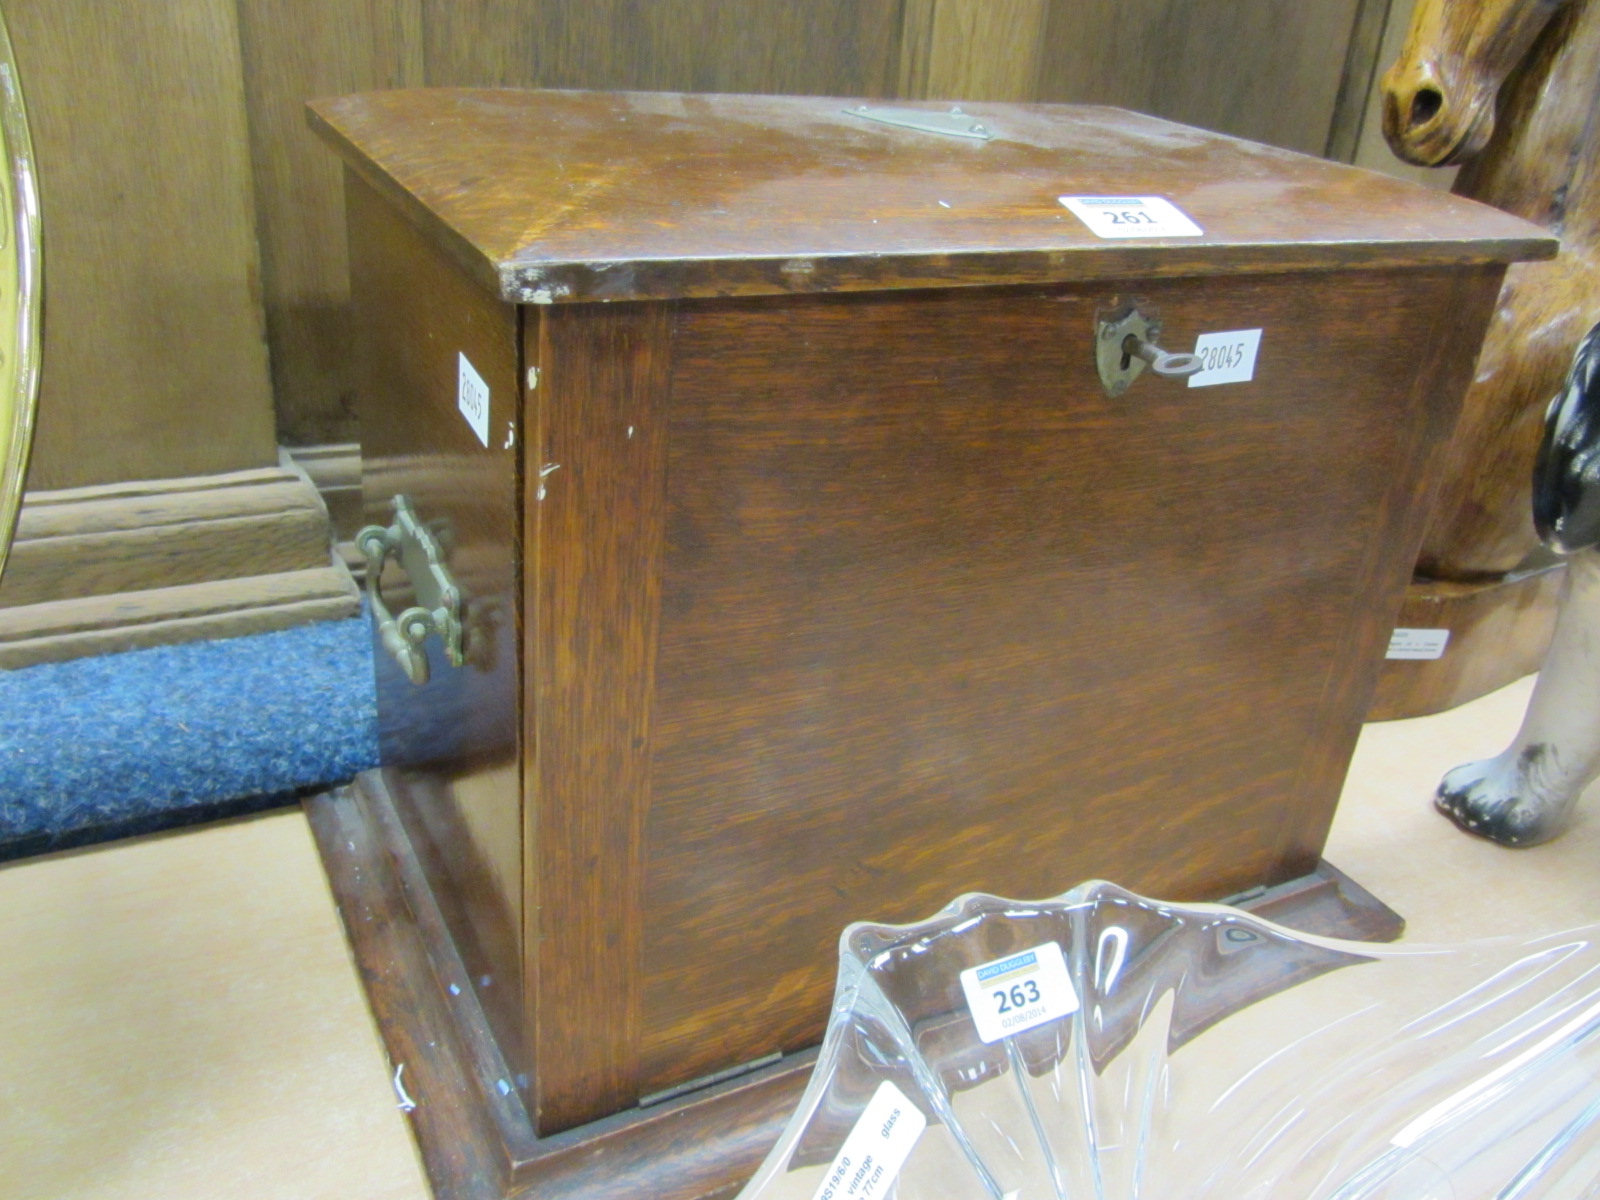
xmin=357 ymin=494 xmax=463 ymax=686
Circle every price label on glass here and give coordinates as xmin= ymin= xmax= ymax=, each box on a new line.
xmin=959 ymin=941 xmax=1079 ymax=1044
xmin=810 ymin=1080 xmax=926 ymax=1200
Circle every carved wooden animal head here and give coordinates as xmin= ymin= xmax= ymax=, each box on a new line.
xmin=1381 ymin=0 xmax=1572 ymax=165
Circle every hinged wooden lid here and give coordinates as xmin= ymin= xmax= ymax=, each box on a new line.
xmin=310 ymin=89 xmax=1555 ymax=304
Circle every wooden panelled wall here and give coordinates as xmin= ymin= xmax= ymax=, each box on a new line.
xmin=5 ymin=0 xmax=1390 ymax=492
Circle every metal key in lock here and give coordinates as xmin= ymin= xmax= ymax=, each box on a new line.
xmin=1096 ymin=304 xmax=1204 ymax=396
xmin=1122 ymin=333 xmax=1203 ymax=378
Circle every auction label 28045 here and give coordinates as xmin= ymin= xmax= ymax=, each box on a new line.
xmin=958 ymin=941 xmax=1080 ymax=1044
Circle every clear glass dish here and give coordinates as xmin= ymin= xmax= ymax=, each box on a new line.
xmin=738 ymin=881 xmax=1600 ymax=1200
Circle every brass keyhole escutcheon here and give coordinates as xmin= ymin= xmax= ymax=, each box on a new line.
xmin=1095 ymin=304 xmax=1204 ymax=396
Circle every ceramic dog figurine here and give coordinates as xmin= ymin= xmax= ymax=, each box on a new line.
xmin=1436 ymin=323 xmax=1600 ymax=845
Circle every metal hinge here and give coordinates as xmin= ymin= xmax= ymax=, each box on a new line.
xmin=845 ymin=104 xmax=995 ymax=141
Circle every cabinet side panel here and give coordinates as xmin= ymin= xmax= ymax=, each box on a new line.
xmin=347 ymin=171 xmax=526 ymax=1078
xmin=1273 ymin=263 xmax=1506 ymax=864
xmin=638 ymin=269 xmax=1473 ymax=1093
xmin=525 ymin=302 xmax=674 ymax=1134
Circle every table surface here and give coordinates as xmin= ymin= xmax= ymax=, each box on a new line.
xmin=2 ymin=673 xmax=1597 ymax=1200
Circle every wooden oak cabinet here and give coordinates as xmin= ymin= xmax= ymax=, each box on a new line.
xmin=306 ymin=90 xmax=1551 ymax=1200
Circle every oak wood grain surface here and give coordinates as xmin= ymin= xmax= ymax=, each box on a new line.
xmin=286 ymin=441 xmax=364 ymax=541
xmin=308 ymin=89 xmax=1552 ymax=306
xmin=898 ymin=0 xmax=1052 ymax=102
xmin=524 ymin=302 xmax=674 ymax=1132
xmin=236 ymin=0 xmax=424 ymax=446
xmin=0 ymin=472 xmax=330 ymax=608
xmin=1271 ymin=262 xmax=1505 ymax=862
xmin=0 ymin=463 xmax=357 ymax=664
xmin=1034 ymin=0 xmax=1370 ymax=157
xmin=0 ymin=563 xmax=357 ymax=669
xmin=4 ymin=0 xmax=276 ymax=490
xmin=1368 ymin=562 xmax=1563 ymax=721
xmin=632 ymin=267 xmax=1495 ymax=1094
xmin=420 ymin=0 xmax=903 ymax=95
xmin=349 ymin=171 xmax=529 ymax=1081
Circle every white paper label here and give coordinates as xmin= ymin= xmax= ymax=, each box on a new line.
xmin=458 ymin=352 xmax=490 ymax=448
xmin=810 ymin=1080 xmax=926 ymax=1200
xmin=960 ymin=941 xmax=1079 ymax=1044
xmin=1388 ymin=628 xmax=1450 ymax=660
xmin=1058 ymin=195 xmax=1203 ymax=239
xmin=1189 ymin=329 xmax=1263 ymax=388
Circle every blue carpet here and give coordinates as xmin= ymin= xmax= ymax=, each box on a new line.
xmin=0 ymin=614 xmax=379 ymax=861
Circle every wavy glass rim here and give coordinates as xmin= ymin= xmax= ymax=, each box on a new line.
xmin=740 ymin=881 xmax=1600 ymax=1200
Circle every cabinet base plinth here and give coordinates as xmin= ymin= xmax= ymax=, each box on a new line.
xmin=305 ymin=771 xmax=1403 ymax=1200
